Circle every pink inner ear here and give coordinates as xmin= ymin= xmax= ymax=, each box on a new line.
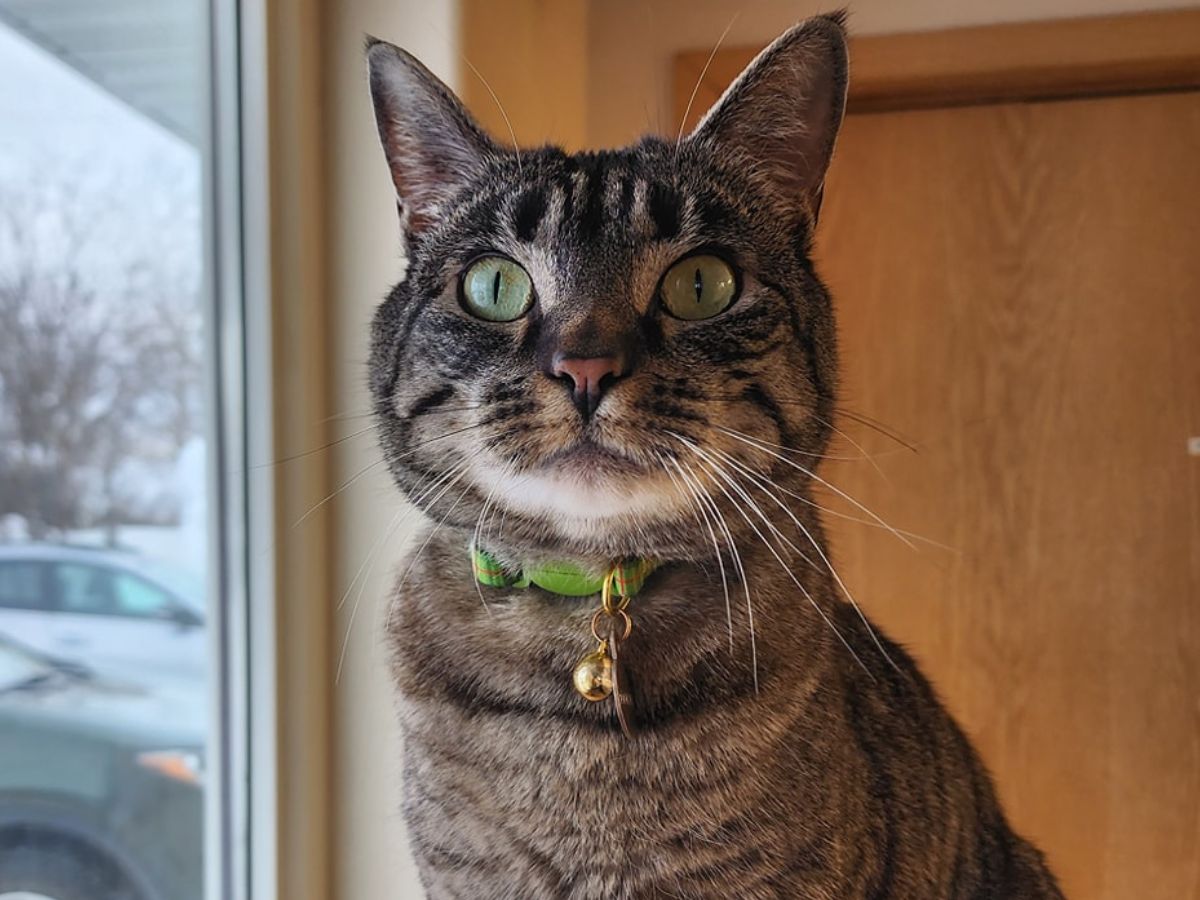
xmin=688 ymin=19 xmax=847 ymax=217
xmin=382 ymin=117 xmax=485 ymax=233
xmin=368 ymin=40 xmax=496 ymax=235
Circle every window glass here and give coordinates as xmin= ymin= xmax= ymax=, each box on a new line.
xmin=114 ymin=572 xmax=175 ymax=617
xmin=0 ymin=3 xmax=216 ymax=899
xmin=49 ymin=564 xmax=175 ymax=619
xmin=54 ymin=563 xmax=118 ymax=615
xmin=0 ymin=561 xmax=47 ymax=611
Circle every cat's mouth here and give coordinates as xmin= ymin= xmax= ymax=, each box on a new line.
xmin=540 ymin=439 xmax=643 ymax=477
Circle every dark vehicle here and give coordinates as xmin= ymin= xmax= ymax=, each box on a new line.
xmin=0 ymin=635 xmax=203 ymax=900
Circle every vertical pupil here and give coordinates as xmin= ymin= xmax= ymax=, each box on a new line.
xmin=491 ymin=269 xmax=503 ymax=304
xmin=693 ymin=268 xmax=703 ymax=304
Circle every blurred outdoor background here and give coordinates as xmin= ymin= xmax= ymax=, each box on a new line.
xmin=0 ymin=2 xmax=207 ymax=899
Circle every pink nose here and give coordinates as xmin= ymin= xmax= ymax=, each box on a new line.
xmin=552 ymin=355 xmax=625 ymax=418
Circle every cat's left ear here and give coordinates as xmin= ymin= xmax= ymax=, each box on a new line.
xmin=366 ymin=38 xmax=497 ymax=236
xmin=688 ymin=12 xmax=848 ymax=223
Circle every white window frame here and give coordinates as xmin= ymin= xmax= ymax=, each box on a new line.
xmin=202 ymin=0 xmax=259 ymax=897
xmin=203 ymin=0 xmax=335 ymax=898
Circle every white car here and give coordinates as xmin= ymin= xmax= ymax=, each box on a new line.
xmin=0 ymin=544 xmax=206 ymax=684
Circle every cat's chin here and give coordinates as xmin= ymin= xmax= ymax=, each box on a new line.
xmin=470 ymin=454 xmax=683 ymax=531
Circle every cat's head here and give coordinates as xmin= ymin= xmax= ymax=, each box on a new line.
xmin=366 ymin=14 xmax=847 ymax=565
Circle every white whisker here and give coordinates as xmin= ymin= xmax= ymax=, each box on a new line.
xmin=292 ymin=457 xmax=385 ymax=529
xmin=675 ymin=456 xmax=758 ymax=693
xmin=718 ymin=427 xmax=918 ymax=551
xmin=675 ymin=14 xmax=739 ymax=146
xmin=707 ymin=444 xmax=899 ymax=672
xmin=660 ymin=451 xmax=733 ymax=652
xmin=338 ymin=451 xmax=482 ymax=683
xmin=461 ymin=56 xmax=522 ymax=176
xmin=470 ymin=466 xmax=511 ymax=618
xmin=673 ymin=434 xmax=871 ymax=680
xmin=814 ymin=414 xmax=889 ymax=482
xmin=337 ymin=507 xmax=405 ymax=612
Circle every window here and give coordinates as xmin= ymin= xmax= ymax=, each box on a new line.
xmin=0 ymin=561 xmax=48 ymax=611
xmin=0 ymin=1 xmax=246 ymax=898
xmin=54 ymin=564 xmax=119 ymax=616
xmin=114 ymin=572 xmax=177 ymax=618
xmin=50 ymin=563 xmax=175 ymax=619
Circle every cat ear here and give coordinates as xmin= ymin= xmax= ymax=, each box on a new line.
xmin=366 ymin=38 xmax=497 ymax=235
xmin=688 ymin=13 xmax=848 ymax=222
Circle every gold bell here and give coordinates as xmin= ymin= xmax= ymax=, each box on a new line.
xmin=573 ymin=643 xmax=614 ymax=701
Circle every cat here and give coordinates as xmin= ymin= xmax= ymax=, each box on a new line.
xmin=365 ymin=12 xmax=1064 ymax=899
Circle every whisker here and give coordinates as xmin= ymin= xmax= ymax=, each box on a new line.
xmin=674 ymin=457 xmax=745 ymax=612
xmin=383 ymin=470 xmax=478 ymax=634
xmin=337 ymin=457 xmax=473 ymax=614
xmin=709 ymin=438 xmax=954 ymax=551
xmin=707 ymin=444 xmax=899 ymax=672
xmin=250 ymin=423 xmax=376 ymax=471
xmin=470 ymin=470 xmax=510 ymax=618
xmin=673 ymin=434 xmax=872 ymax=680
xmin=333 ymin=508 xmax=407 ymax=684
xmin=700 ymin=408 xmax=878 ymax=465
xmin=478 ymin=464 xmax=512 ymax=552
xmin=675 ymin=14 xmax=739 ymax=146
xmin=393 ymin=421 xmax=496 ymax=460
xmin=835 ymin=407 xmax=919 ymax=453
xmin=337 ymin=506 xmax=405 ymax=612
xmin=688 ymin=442 xmax=819 ymax=571
xmin=704 ymin=416 xmax=860 ymax=463
xmin=318 ymin=409 xmax=374 ymax=425
xmin=291 ymin=457 xmax=387 ymax=530
xmin=319 ymin=422 xmax=492 ymax=521
xmin=674 ymin=456 xmax=758 ymax=693
xmin=812 ymin=414 xmax=889 ymax=481
xmin=718 ymin=427 xmax=918 ymax=551
xmin=461 ymin=56 xmax=522 ymax=177
xmin=342 ymin=456 xmax=480 ymax=682
xmin=400 ymin=403 xmax=491 ymax=417
xmin=659 ymin=451 xmax=733 ymax=652
xmin=701 ymin=391 xmax=919 ymax=454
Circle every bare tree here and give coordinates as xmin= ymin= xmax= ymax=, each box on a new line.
xmin=0 ymin=177 xmax=202 ymax=539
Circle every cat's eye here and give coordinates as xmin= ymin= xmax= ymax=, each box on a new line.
xmin=460 ymin=256 xmax=535 ymax=322
xmin=659 ymin=254 xmax=739 ymax=320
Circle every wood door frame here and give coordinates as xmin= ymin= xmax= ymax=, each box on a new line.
xmin=674 ymin=9 xmax=1200 ymax=125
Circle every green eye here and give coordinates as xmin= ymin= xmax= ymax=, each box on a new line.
xmin=461 ymin=256 xmax=534 ymax=322
xmin=660 ymin=254 xmax=739 ymax=320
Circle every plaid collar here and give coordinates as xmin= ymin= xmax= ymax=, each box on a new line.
xmin=471 ymin=546 xmax=656 ymax=598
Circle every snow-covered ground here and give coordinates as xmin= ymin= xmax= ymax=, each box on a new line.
xmin=1 ymin=437 xmax=209 ymax=579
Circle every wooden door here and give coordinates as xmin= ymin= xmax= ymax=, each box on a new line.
xmin=678 ymin=18 xmax=1200 ymax=899
xmin=816 ymin=90 xmax=1200 ymax=900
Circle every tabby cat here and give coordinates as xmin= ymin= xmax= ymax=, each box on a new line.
xmin=365 ymin=13 xmax=1064 ymax=899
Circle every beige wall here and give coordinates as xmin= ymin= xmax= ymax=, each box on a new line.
xmin=325 ymin=2 xmax=461 ymax=899
xmin=584 ymin=0 xmax=1200 ymax=147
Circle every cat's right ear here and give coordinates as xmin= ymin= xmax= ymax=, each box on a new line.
xmin=366 ymin=38 xmax=496 ymax=236
xmin=686 ymin=13 xmax=848 ymax=225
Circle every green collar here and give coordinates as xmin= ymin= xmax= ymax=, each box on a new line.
xmin=471 ymin=546 xmax=656 ymax=598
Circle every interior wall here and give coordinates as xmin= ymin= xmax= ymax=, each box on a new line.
xmin=324 ymin=2 xmax=461 ymax=899
xmin=460 ymin=0 xmax=589 ymax=150
xmin=585 ymin=0 xmax=1200 ymax=147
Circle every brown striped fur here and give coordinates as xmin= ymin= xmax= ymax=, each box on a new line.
xmin=366 ymin=14 xmax=1064 ymax=899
